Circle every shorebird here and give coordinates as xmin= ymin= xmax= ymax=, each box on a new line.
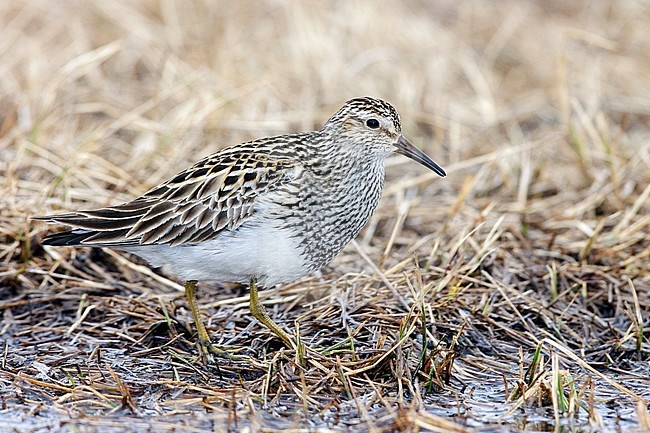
xmin=36 ymin=97 xmax=446 ymax=358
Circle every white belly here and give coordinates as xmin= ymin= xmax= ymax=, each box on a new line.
xmin=121 ymin=224 xmax=309 ymax=287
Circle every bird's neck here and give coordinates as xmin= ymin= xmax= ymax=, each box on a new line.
xmin=309 ymin=130 xmax=386 ymax=177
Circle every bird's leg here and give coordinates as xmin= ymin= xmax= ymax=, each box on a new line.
xmin=183 ymin=280 xmax=227 ymax=361
xmin=248 ymin=278 xmax=296 ymax=350
xmin=184 ymin=280 xmax=210 ymax=347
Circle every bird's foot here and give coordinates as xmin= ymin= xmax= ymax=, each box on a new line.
xmin=197 ymin=338 xmax=249 ymax=365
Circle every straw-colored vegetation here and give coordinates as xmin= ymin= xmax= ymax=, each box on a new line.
xmin=1 ymin=1 xmax=648 ymax=432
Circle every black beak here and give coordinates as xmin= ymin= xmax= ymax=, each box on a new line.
xmin=395 ymin=135 xmax=446 ymax=177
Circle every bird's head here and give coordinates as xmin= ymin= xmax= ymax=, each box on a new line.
xmin=324 ymin=97 xmax=446 ymax=177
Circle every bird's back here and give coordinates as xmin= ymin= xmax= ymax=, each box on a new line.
xmin=36 ymin=135 xmax=308 ymax=248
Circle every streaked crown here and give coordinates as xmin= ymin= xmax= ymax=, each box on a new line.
xmin=325 ymin=97 xmax=402 ymax=133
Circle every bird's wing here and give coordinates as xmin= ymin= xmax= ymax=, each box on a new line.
xmin=36 ymin=148 xmax=301 ymax=247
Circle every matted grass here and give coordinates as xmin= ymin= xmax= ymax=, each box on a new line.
xmin=1 ymin=1 xmax=649 ymax=432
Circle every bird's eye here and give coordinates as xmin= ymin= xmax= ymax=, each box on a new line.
xmin=365 ymin=118 xmax=380 ymax=129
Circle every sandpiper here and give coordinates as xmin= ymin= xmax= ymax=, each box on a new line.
xmin=36 ymin=97 xmax=446 ymax=357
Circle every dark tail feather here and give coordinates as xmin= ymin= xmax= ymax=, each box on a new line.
xmin=40 ymin=230 xmax=96 ymax=246
xmin=40 ymin=228 xmax=138 ymax=247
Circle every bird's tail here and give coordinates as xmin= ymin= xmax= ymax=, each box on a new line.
xmin=33 ymin=213 xmax=137 ymax=247
xmin=36 ymin=227 xmax=97 ymax=246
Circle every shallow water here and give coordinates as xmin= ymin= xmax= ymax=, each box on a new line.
xmin=1 ymin=331 xmax=648 ymax=433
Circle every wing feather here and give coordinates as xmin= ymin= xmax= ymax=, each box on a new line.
xmin=38 ymin=147 xmax=300 ymax=247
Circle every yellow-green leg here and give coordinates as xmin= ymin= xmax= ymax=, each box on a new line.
xmin=183 ymin=280 xmax=225 ymax=361
xmin=184 ymin=280 xmax=209 ymax=347
xmin=249 ymin=278 xmax=296 ymax=349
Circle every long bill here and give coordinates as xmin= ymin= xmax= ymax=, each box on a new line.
xmin=395 ymin=135 xmax=446 ymax=177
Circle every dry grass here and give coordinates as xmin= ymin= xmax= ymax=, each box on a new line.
xmin=1 ymin=1 xmax=649 ymax=432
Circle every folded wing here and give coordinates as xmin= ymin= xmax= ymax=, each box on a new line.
xmin=36 ymin=150 xmax=298 ymax=247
